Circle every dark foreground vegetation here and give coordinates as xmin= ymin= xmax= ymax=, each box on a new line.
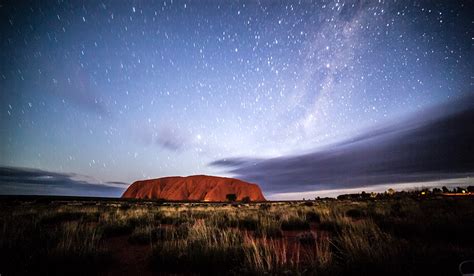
xmin=0 ymin=195 xmax=473 ymax=275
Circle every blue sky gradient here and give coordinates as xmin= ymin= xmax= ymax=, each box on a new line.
xmin=1 ymin=0 xmax=473 ymax=197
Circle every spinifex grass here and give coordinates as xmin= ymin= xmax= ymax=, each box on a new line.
xmin=0 ymin=197 xmax=473 ymax=275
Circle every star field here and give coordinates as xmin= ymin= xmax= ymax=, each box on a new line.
xmin=1 ymin=0 xmax=472 ymax=195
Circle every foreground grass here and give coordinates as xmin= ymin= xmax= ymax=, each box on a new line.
xmin=0 ymin=197 xmax=473 ymax=275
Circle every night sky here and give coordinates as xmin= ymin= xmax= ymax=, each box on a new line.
xmin=1 ymin=1 xmax=473 ymax=198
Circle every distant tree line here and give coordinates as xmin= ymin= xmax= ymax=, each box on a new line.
xmin=335 ymin=186 xmax=474 ymax=200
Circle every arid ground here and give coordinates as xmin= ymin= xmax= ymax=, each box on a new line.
xmin=1 ymin=196 xmax=473 ymax=275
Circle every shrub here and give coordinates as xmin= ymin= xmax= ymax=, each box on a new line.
xmin=215 ymin=213 xmax=239 ymax=228
xmin=241 ymin=196 xmax=251 ymax=203
xmin=159 ymin=215 xmax=187 ymax=225
xmin=102 ymin=221 xmax=134 ymax=237
xmin=255 ymin=217 xmax=282 ymax=238
xmin=40 ymin=211 xmax=83 ymax=224
xmin=226 ymin=194 xmax=237 ymax=202
xmin=175 ymin=223 xmax=190 ymax=239
xmin=127 ymin=216 xmax=150 ymax=228
xmin=390 ymin=202 xmax=404 ymax=217
xmin=345 ymin=208 xmax=365 ymax=219
xmin=297 ymin=232 xmax=317 ymax=245
xmin=319 ymin=221 xmax=341 ymax=233
xmin=119 ymin=203 xmax=131 ymax=210
xmin=305 ymin=211 xmax=321 ymax=223
xmin=128 ymin=225 xmax=153 ymax=244
xmin=281 ymin=217 xmax=310 ymax=231
xmin=239 ymin=216 xmax=259 ymax=231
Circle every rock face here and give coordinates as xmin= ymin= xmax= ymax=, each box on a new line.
xmin=122 ymin=175 xmax=266 ymax=202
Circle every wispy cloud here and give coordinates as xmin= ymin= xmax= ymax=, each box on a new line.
xmin=134 ymin=123 xmax=221 ymax=157
xmin=211 ymin=95 xmax=474 ymax=194
xmin=155 ymin=125 xmax=188 ymax=151
xmin=0 ymin=166 xmax=126 ymax=197
xmin=133 ymin=123 xmax=191 ymax=152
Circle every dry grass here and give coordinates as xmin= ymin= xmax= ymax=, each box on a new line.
xmin=0 ymin=197 xmax=473 ymax=275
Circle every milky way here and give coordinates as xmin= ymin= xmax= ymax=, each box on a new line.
xmin=1 ymin=1 xmax=473 ymax=197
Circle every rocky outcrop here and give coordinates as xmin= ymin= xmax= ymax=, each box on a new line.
xmin=122 ymin=175 xmax=266 ymax=202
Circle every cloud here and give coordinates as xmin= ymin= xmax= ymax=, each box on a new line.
xmin=0 ymin=166 xmax=126 ymax=197
xmin=105 ymin=181 xmax=129 ymax=186
xmin=134 ymin=123 xmax=220 ymax=157
xmin=155 ymin=125 xmax=188 ymax=151
xmin=210 ymin=157 xmax=264 ymax=168
xmin=211 ymin=95 xmax=474 ymax=194
xmin=132 ymin=122 xmax=189 ymax=152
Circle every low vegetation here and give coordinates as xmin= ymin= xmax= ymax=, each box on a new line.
xmin=0 ymin=196 xmax=473 ymax=275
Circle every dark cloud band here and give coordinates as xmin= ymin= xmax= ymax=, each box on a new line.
xmin=211 ymin=95 xmax=474 ymax=194
xmin=0 ymin=166 xmax=126 ymax=197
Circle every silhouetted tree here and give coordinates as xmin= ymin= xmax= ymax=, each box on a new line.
xmin=442 ymin=186 xmax=449 ymax=193
xmin=241 ymin=196 xmax=251 ymax=203
xmin=226 ymin=194 xmax=237 ymax=202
